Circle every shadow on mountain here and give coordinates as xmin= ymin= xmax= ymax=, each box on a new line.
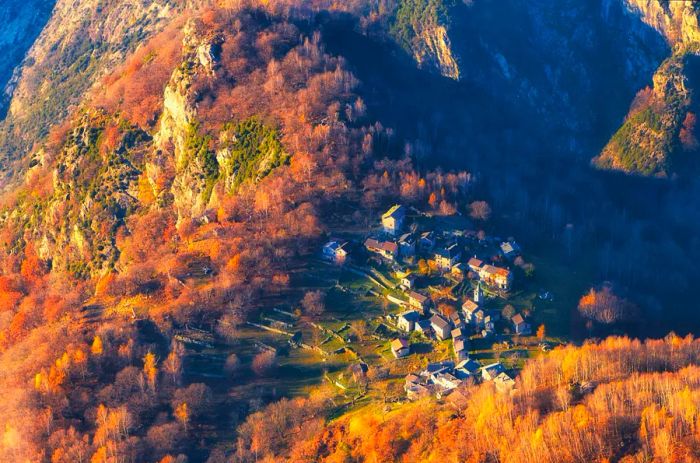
xmin=0 ymin=0 xmax=56 ymax=119
xmin=319 ymin=8 xmax=700 ymax=339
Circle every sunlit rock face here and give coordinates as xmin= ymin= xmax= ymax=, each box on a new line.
xmin=594 ymin=1 xmax=700 ymax=176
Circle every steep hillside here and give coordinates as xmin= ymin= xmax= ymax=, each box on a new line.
xmin=0 ymin=0 xmax=675 ymax=177
xmin=0 ymin=5 xmax=475 ymax=461
xmin=594 ymin=0 xmax=700 ymax=176
xmin=0 ymin=0 xmax=55 ymax=114
xmin=378 ymin=0 xmax=668 ymax=164
xmin=0 ymin=0 xmax=181 ymax=183
xmin=4 ymin=1 xmax=700 ymax=462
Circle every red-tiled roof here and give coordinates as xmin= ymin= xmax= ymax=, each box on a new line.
xmin=462 ymin=300 xmax=479 ymax=312
xmin=408 ymin=291 xmax=429 ymax=303
xmin=365 ymin=238 xmax=397 ymax=254
xmin=482 ymin=264 xmax=510 ymax=278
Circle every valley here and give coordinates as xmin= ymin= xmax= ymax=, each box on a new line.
xmin=1 ymin=1 xmax=700 ymax=462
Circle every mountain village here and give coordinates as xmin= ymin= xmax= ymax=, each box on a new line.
xmin=320 ymin=204 xmax=546 ymax=400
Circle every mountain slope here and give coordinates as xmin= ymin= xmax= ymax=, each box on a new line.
xmin=0 ymin=5 xmax=461 ymax=461
xmin=0 ymin=0 xmax=55 ymax=114
xmin=378 ymin=0 xmax=668 ymax=165
xmin=594 ymin=0 xmax=700 ymax=176
xmin=2 ymin=1 xmax=700 ymax=462
xmin=0 ymin=0 xmax=180 ymax=184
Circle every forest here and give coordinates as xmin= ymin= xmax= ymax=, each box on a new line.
xmin=235 ymin=335 xmax=700 ymax=462
xmin=1 ymin=1 xmax=700 ymax=462
xmin=0 ymin=3 xmax=476 ymax=461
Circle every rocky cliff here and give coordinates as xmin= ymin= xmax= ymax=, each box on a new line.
xmin=594 ymin=0 xmax=700 ymax=176
xmin=388 ymin=0 xmax=700 ymax=175
xmin=390 ymin=0 xmax=462 ymax=80
xmin=416 ymin=24 xmax=460 ymax=80
xmin=624 ymin=0 xmax=700 ymax=49
xmin=0 ymin=0 xmax=694 ymax=185
xmin=385 ymin=0 xmax=668 ymax=161
xmin=0 ymin=0 xmax=180 ymax=184
xmin=151 ymin=20 xmax=223 ymax=220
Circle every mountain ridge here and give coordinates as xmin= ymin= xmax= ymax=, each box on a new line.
xmin=594 ymin=0 xmax=700 ymax=176
xmin=2 ymin=2 xmax=700 ymax=462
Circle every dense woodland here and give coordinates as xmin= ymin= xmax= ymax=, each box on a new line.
xmin=235 ymin=335 xmax=700 ymax=462
xmin=0 ymin=4 xmax=475 ymax=462
xmin=1 ymin=1 xmax=700 ymax=462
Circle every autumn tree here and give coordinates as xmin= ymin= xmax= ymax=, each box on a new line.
xmin=301 ymin=290 xmax=325 ymax=317
xmin=428 ymin=192 xmax=438 ymax=210
xmin=438 ymin=200 xmax=456 ymax=216
xmin=169 ymin=383 xmax=212 ymax=435
xmin=146 ymin=423 xmax=183 ymax=457
xmin=469 ymin=201 xmax=491 ymax=221
xmin=91 ymin=336 xmax=104 ymax=356
xmin=578 ymin=284 xmax=636 ymax=324
xmin=437 ymin=303 xmax=456 ymax=318
xmin=417 ymin=259 xmax=429 ymax=275
xmin=143 ymin=352 xmax=158 ymax=391
xmin=20 ymin=243 xmax=47 ymax=286
xmin=163 ymin=342 xmax=183 ymax=386
xmin=174 ymin=403 xmax=190 ymax=432
xmin=252 ymin=350 xmax=277 ymax=377
xmin=536 ymin=324 xmax=546 ymax=341
xmin=0 ymin=276 xmax=23 ymax=313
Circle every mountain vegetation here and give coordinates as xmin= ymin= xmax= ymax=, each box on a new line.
xmin=389 ymin=0 xmax=461 ymax=79
xmin=2 ymin=1 xmax=700 ymax=462
xmin=594 ymin=0 xmax=700 ymax=176
xmin=239 ymin=335 xmax=700 ymax=463
xmin=0 ymin=3 xmax=475 ymax=461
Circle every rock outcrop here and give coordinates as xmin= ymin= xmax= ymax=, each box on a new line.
xmin=390 ymin=0 xmax=462 ymax=80
xmin=393 ymin=0 xmax=668 ymax=160
xmin=2 ymin=110 xmax=149 ymax=275
xmin=624 ymin=0 xmax=700 ymax=49
xmin=594 ymin=0 xmax=700 ymax=176
xmin=0 ymin=0 xmax=179 ymax=183
xmin=152 ymin=20 xmax=223 ymax=220
xmin=416 ymin=25 xmax=460 ymax=80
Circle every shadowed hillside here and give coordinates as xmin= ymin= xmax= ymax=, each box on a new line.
xmin=1 ymin=2 xmax=700 ymax=463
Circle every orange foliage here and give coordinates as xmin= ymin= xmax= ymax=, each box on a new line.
xmin=578 ymin=284 xmax=635 ymax=324
xmin=99 ymin=123 xmax=121 ymax=156
xmin=143 ymin=352 xmax=158 ymax=391
xmin=0 ymin=6 xmax=475 ymax=463
xmin=20 ymin=243 xmax=46 ymax=287
xmin=8 ymin=312 xmax=27 ymax=341
xmin=90 ymin=336 xmax=104 ymax=356
xmin=94 ymin=273 xmax=116 ymax=297
xmin=174 ymin=402 xmax=189 ymax=430
xmin=242 ymin=336 xmax=700 ymax=463
xmin=93 ymin=21 xmax=184 ymax=127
